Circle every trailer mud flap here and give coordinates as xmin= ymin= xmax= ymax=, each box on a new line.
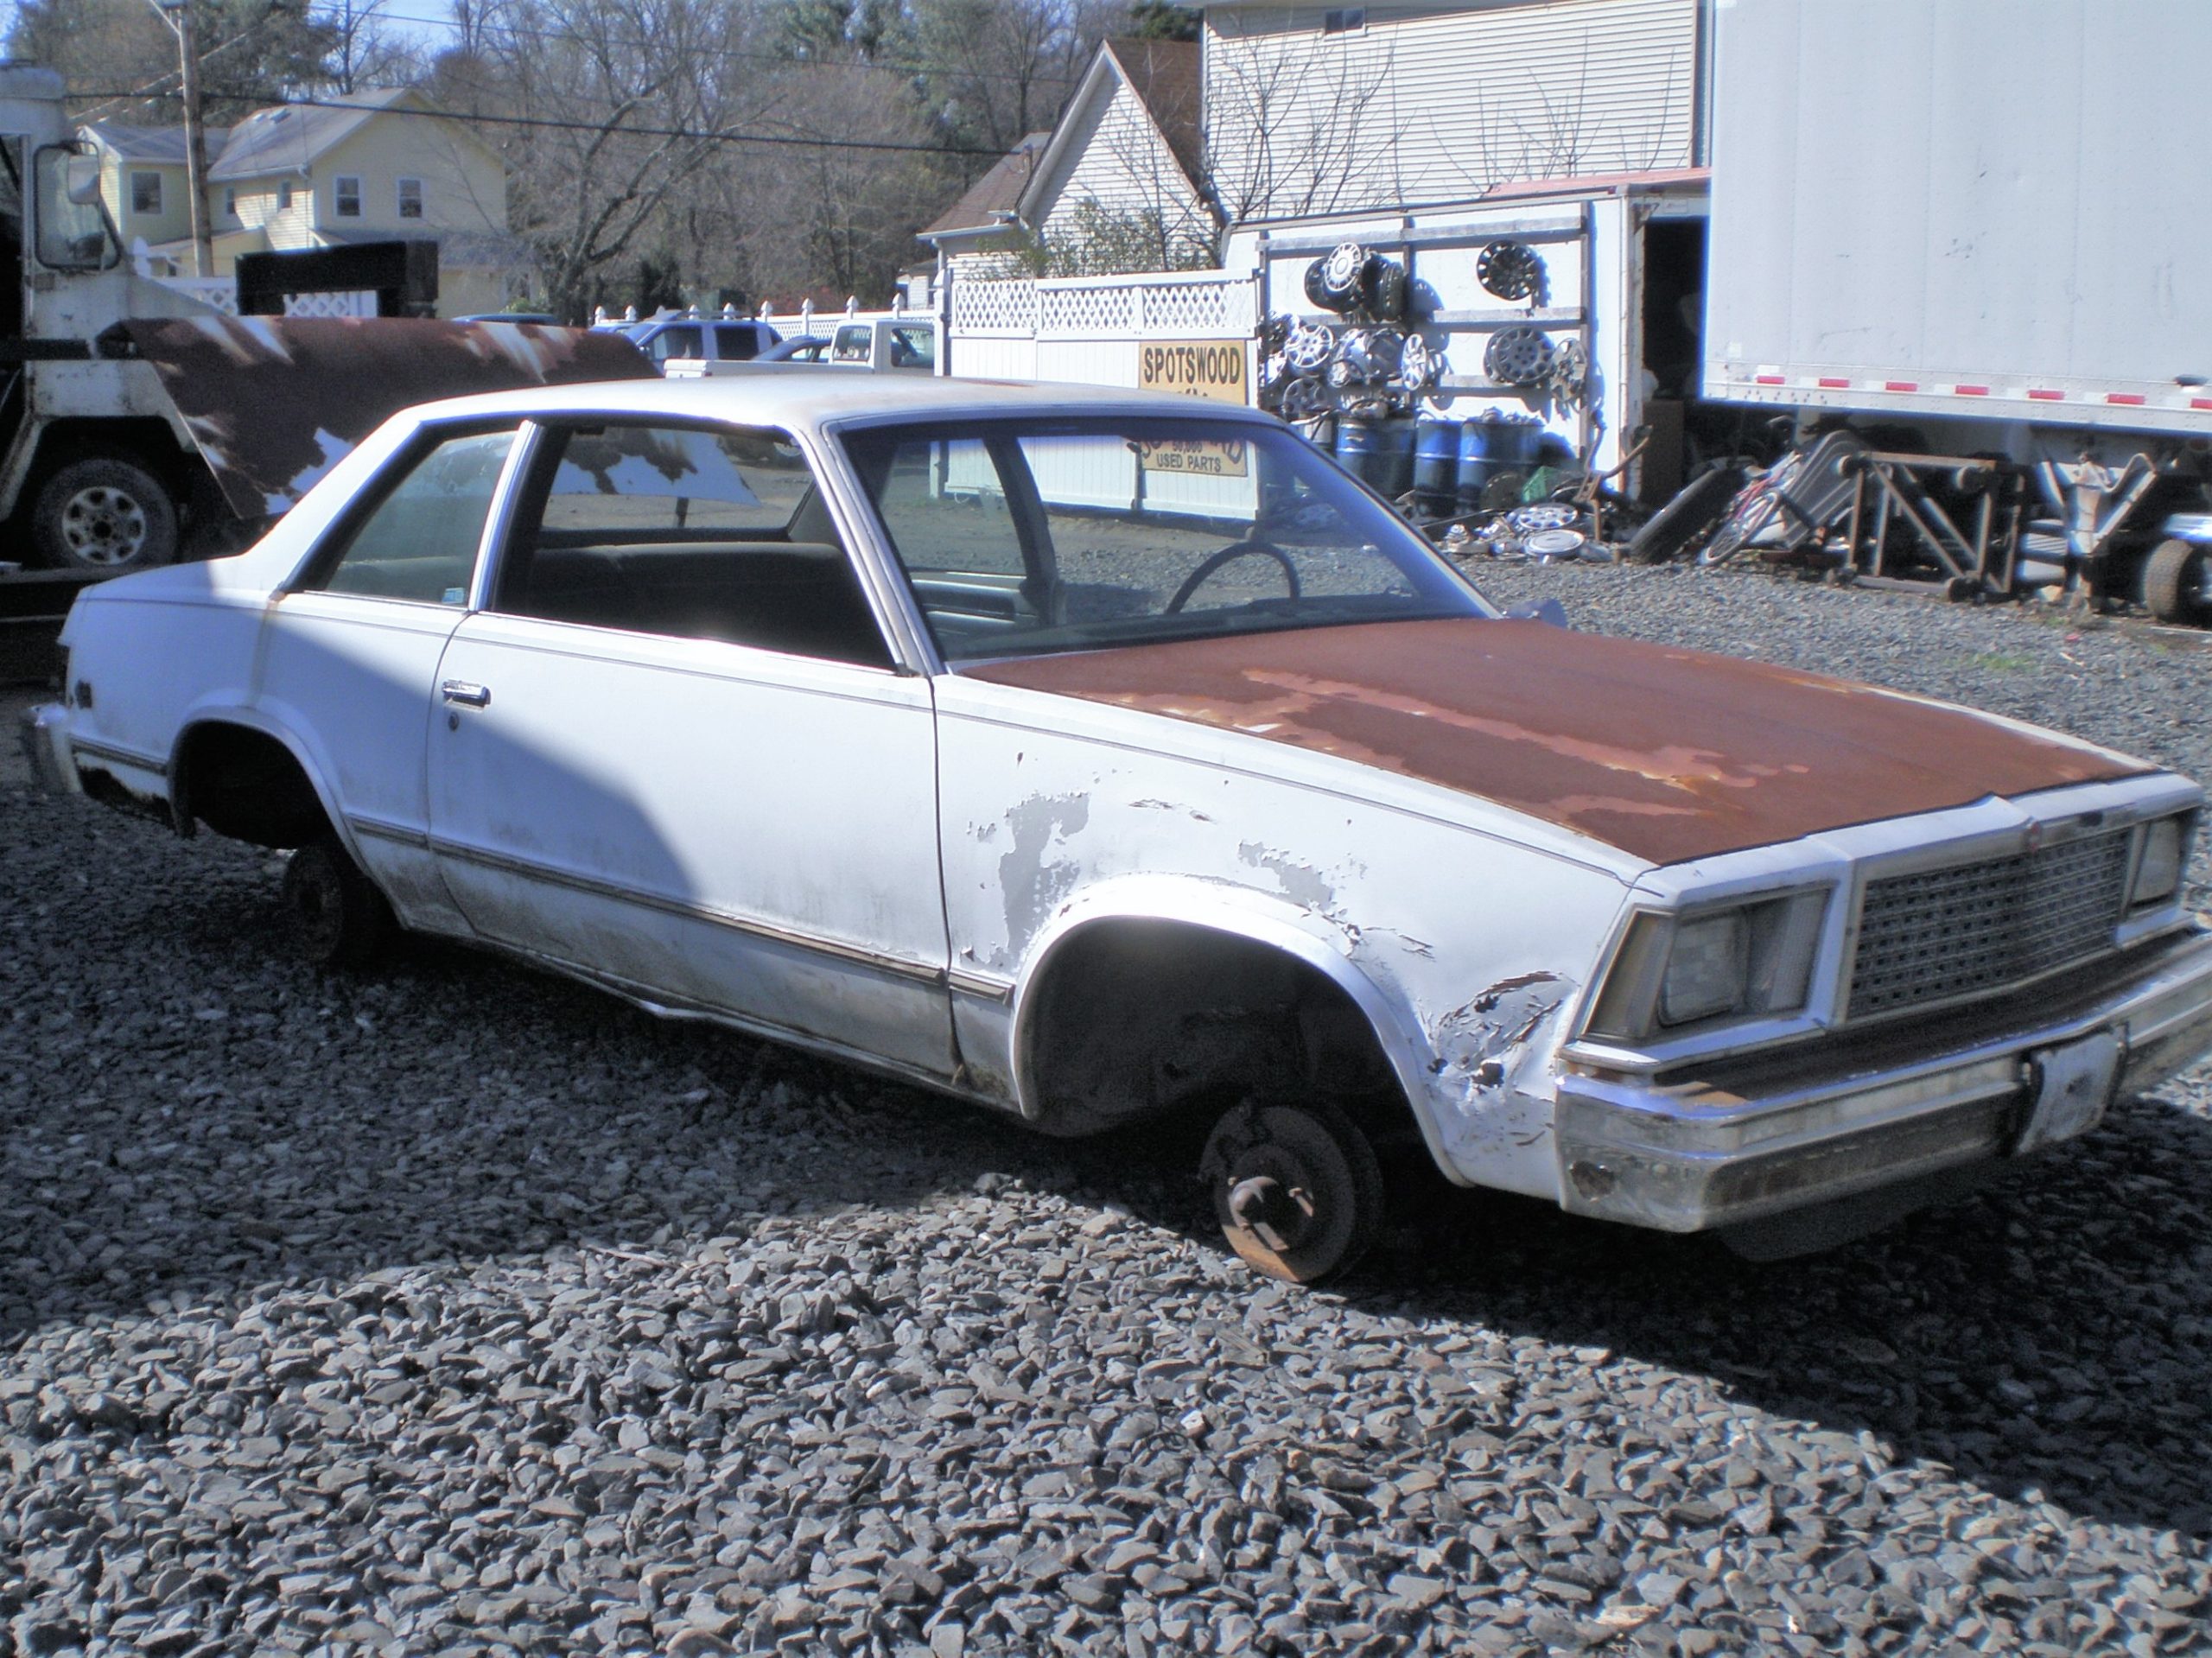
xmin=121 ymin=316 xmax=653 ymax=518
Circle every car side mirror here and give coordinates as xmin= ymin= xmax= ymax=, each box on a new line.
xmin=1504 ymin=597 xmax=1569 ymax=628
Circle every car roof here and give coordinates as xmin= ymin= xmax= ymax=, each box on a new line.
xmin=398 ymin=373 xmax=1286 ymax=434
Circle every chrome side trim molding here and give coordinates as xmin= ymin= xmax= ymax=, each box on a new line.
xmin=71 ymin=734 xmax=168 ymax=778
xmin=347 ymin=812 xmax=431 ymax=849
xmin=461 ymin=933 xmax=985 ymax=1103
xmin=429 ymin=832 xmax=948 ymax=988
xmin=949 ymin=967 xmax=1016 ymax=1003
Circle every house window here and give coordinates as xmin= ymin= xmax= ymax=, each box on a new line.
xmin=397 ymin=177 xmax=423 ymax=219
xmin=130 ymin=171 xmax=162 ymax=215
xmin=223 ymin=187 xmax=238 ymax=218
xmin=1323 ymin=7 xmax=1365 ymax=32
xmin=278 ymin=181 xmax=295 ymax=211
xmin=335 ymin=175 xmax=362 ymax=218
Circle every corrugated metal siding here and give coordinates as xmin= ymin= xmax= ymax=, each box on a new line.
xmin=1208 ymin=0 xmax=1698 ymax=217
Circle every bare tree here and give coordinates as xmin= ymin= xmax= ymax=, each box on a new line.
xmin=446 ymin=0 xmax=783 ymax=320
xmin=1201 ymin=14 xmax=1407 ymax=223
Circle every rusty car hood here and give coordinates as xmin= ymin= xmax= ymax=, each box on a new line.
xmin=961 ymin=618 xmax=2149 ymax=865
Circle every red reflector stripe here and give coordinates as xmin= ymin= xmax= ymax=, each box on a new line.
xmin=2106 ymin=393 xmax=2145 ymax=405
xmin=2028 ymin=389 xmax=2064 ymax=401
xmin=1754 ymin=374 xmax=1785 ymax=385
xmin=1955 ymin=384 xmax=1989 ymax=396
xmin=2194 ymin=397 xmax=2212 ymax=410
xmin=1818 ymin=377 xmax=1850 ymax=388
xmin=1884 ymin=380 xmax=1918 ymax=392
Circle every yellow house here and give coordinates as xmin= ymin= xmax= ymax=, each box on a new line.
xmin=82 ymin=88 xmax=524 ymax=317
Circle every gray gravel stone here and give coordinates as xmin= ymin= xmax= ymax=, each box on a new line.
xmin=4 ymin=565 xmax=2210 ymax=1655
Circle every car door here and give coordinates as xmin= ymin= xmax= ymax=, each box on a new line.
xmin=423 ymin=419 xmax=955 ymax=1079
xmin=255 ymin=422 xmax=522 ymax=934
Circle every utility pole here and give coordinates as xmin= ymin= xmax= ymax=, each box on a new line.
xmin=152 ymin=0 xmax=214 ymax=278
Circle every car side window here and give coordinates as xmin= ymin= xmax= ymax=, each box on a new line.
xmin=830 ymin=325 xmax=871 ymax=363
xmin=866 ymin=438 xmax=1025 ymax=576
xmin=306 ymin=427 xmax=516 ymax=604
xmin=714 ymin=323 xmax=760 ymax=361
xmin=647 ymin=324 xmax=702 ymax=365
xmin=491 ymin=422 xmax=891 ymax=668
xmin=887 ymin=326 xmax=934 ymax=370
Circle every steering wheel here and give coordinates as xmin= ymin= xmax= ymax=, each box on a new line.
xmin=1165 ymin=539 xmax=1302 ymax=614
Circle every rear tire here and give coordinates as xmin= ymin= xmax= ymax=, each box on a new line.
xmin=2141 ymin=537 xmax=2209 ymax=625
xmin=283 ymin=836 xmax=394 ymax=968
xmin=31 ymin=457 xmax=180 ymax=575
xmin=1202 ymin=1099 xmax=1384 ymax=1284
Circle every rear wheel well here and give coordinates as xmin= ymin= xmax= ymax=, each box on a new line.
xmin=1019 ymin=919 xmax=1415 ymax=1142
xmin=175 ymin=723 xmax=332 ymax=848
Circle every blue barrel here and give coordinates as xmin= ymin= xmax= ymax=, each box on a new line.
xmin=1413 ymin=417 xmax=1461 ymax=515
xmin=1335 ymin=418 xmax=1384 ymax=490
xmin=1457 ymin=417 xmax=1502 ymax=511
xmin=1458 ymin=416 xmax=1544 ymax=510
xmin=1336 ymin=418 xmax=1415 ymax=499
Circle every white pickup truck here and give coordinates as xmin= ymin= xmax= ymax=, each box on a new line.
xmin=666 ymin=316 xmax=938 ymax=377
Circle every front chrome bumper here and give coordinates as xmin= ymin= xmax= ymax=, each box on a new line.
xmin=17 ymin=702 xmax=79 ymax=797
xmin=1555 ymin=926 xmax=2212 ymax=1233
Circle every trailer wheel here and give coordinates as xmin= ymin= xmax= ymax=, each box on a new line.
xmin=32 ymin=457 xmax=179 ymax=575
xmin=2141 ymin=538 xmax=2209 ymax=625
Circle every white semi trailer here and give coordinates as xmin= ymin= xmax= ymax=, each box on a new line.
xmin=1701 ymin=0 xmax=2212 ymax=620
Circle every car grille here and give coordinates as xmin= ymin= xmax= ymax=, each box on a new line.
xmin=1847 ymin=830 xmax=2133 ymax=1020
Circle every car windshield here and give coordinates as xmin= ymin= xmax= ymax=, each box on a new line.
xmin=842 ymin=416 xmax=1489 ymax=662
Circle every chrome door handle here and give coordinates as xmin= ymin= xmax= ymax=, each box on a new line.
xmin=441 ymin=680 xmax=492 ymax=708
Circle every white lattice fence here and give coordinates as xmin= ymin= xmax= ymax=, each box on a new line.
xmin=283 ymin=290 xmax=378 ymax=319
xmin=950 ymin=279 xmax=1039 ymax=336
xmin=946 ymin=268 xmax=1260 ymax=397
xmin=153 ymin=276 xmax=238 ymax=315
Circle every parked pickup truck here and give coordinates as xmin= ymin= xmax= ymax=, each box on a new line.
xmin=665 ymin=317 xmax=938 ymax=377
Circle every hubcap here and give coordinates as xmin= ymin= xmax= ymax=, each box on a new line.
xmin=60 ymin=486 xmax=149 ymax=567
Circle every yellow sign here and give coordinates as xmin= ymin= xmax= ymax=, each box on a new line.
xmin=1137 ymin=340 xmax=1250 ymax=475
xmin=1138 ymin=340 xmax=1249 ymax=403
xmin=1135 ymin=435 xmax=1250 ymax=476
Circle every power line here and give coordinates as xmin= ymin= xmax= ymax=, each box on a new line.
xmin=78 ymin=83 xmax=1013 ymax=157
xmin=299 ymin=0 xmax=1094 ymax=93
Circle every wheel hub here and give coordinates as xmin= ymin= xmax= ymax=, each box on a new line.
xmin=1227 ymin=1172 xmax=1314 ymax=1254
xmin=60 ymin=486 xmax=149 ymax=566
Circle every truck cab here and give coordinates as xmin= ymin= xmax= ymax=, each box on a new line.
xmin=0 ymin=64 xmax=226 ymax=575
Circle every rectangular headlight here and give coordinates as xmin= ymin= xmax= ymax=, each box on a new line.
xmin=1587 ymin=889 xmax=1829 ymax=1044
xmin=2131 ymin=816 xmax=2187 ymax=911
xmin=1661 ymin=911 xmax=1749 ymax=1026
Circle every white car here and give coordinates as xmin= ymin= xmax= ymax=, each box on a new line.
xmin=22 ymin=377 xmax=2212 ymax=1279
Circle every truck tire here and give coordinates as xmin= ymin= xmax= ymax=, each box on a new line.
xmin=1627 ymin=466 xmax=1743 ymax=563
xmin=2141 ymin=537 xmax=2209 ymax=625
xmin=31 ymin=457 xmax=180 ymax=575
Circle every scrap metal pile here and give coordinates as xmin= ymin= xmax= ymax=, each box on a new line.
xmin=1256 ymin=238 xmax=1613 ymax=564
xmin=1625 ymin=429 xmax=2212 ymax=628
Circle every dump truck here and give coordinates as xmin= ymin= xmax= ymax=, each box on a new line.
xmin=0 ymin=63 xmax=646 ymax=581
xmin=1700 ymin=0 xmax=2212 ymax=620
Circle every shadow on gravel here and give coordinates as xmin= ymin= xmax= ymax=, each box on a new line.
xmin=1314 ymin=1093 xmax=2212 ymax=1543
xmin=8 ymin=804 xmax=2209 ymax=1547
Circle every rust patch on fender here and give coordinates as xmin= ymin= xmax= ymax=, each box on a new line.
xmin=962 ymin=619 xmax=2148 ymax=864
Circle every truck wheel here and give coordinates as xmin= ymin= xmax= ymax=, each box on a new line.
xmin=2141 ymin=537 xmax=2209 ymax=625
xmin=32 ymin=458 xmax=180 ymax=575
xmin=283 ymin=835 xmax=394 ymax=968
xmin=1202 ymin=1099 xmax=1383 ymax=1284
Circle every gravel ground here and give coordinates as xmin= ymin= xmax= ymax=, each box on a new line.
xmin=4 ymin=566 xmax=2210 ymax=1658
